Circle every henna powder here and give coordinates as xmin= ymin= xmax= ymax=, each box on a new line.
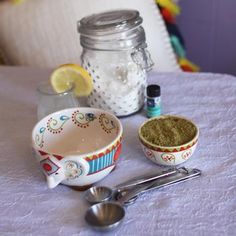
xmin=141 ymin=116 xmax=197 ymax=147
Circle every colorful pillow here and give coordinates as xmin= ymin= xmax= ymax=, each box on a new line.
xmin=156 ymin=0 xmax=200 ymax=72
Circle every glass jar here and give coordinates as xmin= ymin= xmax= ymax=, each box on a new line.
xmin=37 ymin=81 xmax=78 ymax=120
xmin=78 ymin=10 xmax=153 ymax=116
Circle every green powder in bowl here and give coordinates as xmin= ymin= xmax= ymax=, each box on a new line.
xmin=140 ymin=116 xmax=197 ymax=147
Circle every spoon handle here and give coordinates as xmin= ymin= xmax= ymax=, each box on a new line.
xmin=117 ymin=180 xmax=157 ymax=206
xmin=115 ymin=167 xmax=178 ymax=190
xmin=133 ymin=168 xmax=201 ymax=198
xmin=118 ymin=167 xmax=201 ymax=205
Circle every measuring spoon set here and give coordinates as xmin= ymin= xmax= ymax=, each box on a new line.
xmin=83 ymin=167 xmax=201 ymax=231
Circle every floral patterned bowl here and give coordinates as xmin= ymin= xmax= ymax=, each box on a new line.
xmin=138 ymin=115 xmax=199 ymax=166
xmin=32 ymin=107 xmax=123 ymax=189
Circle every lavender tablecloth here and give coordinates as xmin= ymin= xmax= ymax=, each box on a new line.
xmin=0 ymin=66 xmax=235 ymax=236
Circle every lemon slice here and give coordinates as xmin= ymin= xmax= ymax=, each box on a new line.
xmin=50 ymin=64 xmax=93 ymax=97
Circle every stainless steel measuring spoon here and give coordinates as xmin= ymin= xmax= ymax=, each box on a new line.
xmin=84 ymin=186 xmax=113 ymax=204
xmin=84 ymin=167 xmax=178 ymax=205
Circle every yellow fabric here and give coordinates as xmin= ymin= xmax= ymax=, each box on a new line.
xmin=156 ymin=0 xmax=180 ymax=16
xmin=179 ymin=58 xmax=200 ymax=72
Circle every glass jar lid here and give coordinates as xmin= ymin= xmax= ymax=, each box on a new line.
xmin=78 ymin=10 xmax=143 ymax=36
xmin=78 ymin=10 xmax=146 ymax=51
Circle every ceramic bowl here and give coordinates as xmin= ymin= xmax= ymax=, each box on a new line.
xmin=32 ymin=107 xmax=123 ymax=188
xmin=138 ymin=115 xmax=199 ymax=166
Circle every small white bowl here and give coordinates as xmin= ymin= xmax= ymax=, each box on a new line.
xmin=138 ymin=115 xmax=199 ymax=166
xmin=32 ymin=107 xmax=123 ymax=188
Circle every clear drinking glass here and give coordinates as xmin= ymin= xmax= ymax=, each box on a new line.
xmin=37 ymin=81 xmax=79 ymax=120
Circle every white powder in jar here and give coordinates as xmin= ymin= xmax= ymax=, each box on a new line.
xmin=82 ymin=51 xmax=147 ymax=116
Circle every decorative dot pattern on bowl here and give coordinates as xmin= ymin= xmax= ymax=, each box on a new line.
xmin=32 ymin=107 xmax=123 ymax=188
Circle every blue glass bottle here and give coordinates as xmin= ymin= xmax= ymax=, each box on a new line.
xmin=146 ymin=84 xmax=161 ymax=118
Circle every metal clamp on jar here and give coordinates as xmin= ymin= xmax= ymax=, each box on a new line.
xmin=78 ymin=10 xmax=154 ymax=117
